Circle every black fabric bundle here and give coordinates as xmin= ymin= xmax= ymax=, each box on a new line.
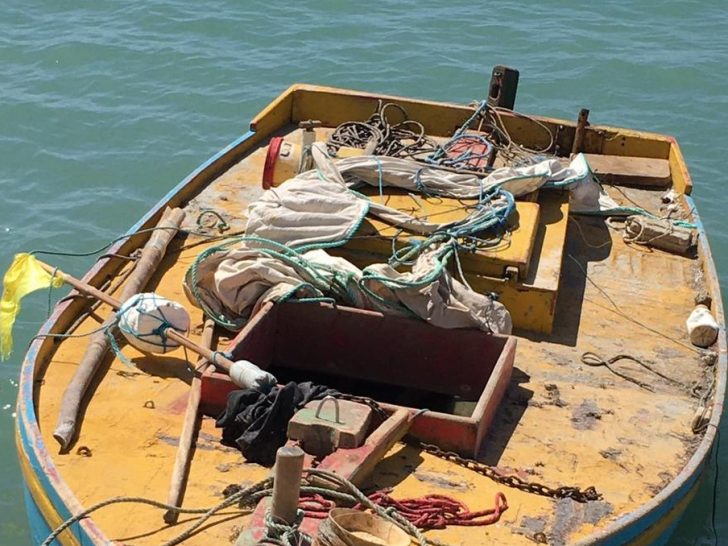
xmin=216 ymin=381 xmax=339 ymax=466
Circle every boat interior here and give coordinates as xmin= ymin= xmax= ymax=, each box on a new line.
xmin=27 ymin=83 xmax=720 ymax=546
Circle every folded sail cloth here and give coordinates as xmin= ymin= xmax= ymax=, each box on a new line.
xmin=245 ymin=143 xmax=621 ymax=250
xmin=186 ymin=145 xmax=619 ymax=336
xmin=186 ymin=241 xmax=513 ymax=334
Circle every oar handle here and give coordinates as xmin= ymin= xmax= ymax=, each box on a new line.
xmin=39 ymin=262 xmax=121 ymax=310
xmin=37 ymin=260 xmax=233 ymax=372
xmin=166 ymin=329 xmax=232 ymax=372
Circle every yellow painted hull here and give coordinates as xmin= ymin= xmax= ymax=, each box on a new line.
xmin=16 ymin=84 xmax=724 ymax=546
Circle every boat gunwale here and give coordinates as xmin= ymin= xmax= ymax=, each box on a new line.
xmin=15 ymin=84 xmax=725 ymax=545
xmin=15 ymin=128 xmax=261 ymax=544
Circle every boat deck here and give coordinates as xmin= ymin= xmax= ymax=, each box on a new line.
xmin=33 ymin=119 xmax=713 ymax=546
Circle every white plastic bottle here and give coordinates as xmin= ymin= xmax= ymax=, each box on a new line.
xmin=686 ymin=305 xmax=719 ymax=348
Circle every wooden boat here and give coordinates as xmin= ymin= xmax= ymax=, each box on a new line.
xmin=15 ymin=79 xmax=724 ymax=546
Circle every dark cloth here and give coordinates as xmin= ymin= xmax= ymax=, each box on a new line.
xmin=216 ymin=381 xmax=339 ymax=466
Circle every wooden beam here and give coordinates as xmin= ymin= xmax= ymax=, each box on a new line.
xmin=53 ymin=207 xmax=186 ymax=452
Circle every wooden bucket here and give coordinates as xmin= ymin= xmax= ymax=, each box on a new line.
xmin=313 ymin=508 xmax=411 ymax=546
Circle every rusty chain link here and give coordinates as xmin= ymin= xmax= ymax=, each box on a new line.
xmin=334 ymin=393 xmax=601 ymax=503
xmin=421 ymin=443 xmax=602 ymax=503
xmin=333 ymin=392 xmax=390 ymax=423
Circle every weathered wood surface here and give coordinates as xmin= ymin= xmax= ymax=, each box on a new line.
xmin=583 ymin=153 xmax=671 ymax=187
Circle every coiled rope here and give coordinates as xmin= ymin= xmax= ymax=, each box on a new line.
xmin=326 ymin=100 xmax=438 ymax=159
xmin=42 ymin=469 xmax=457 ymax=546
xmin=326 ymin=99 xmax=557 ymax=175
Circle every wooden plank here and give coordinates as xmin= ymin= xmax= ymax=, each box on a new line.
xmin=583 ymin=153 xmax=671 ymax=187
xmin=313 ymin=409 xmax=411 ymax=490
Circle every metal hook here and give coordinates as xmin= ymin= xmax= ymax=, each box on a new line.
xmin=314 ymin=396 xmax=341 ymax=424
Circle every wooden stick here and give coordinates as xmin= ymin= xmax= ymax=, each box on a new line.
xmin=53 ymin=207 xmax=187 ymax=451
xmin=270 ymin=446 xmax=305 ymax=525
xmin=163 ymin=318 xmax=215 ymax=524
xmin=571 ymin=108 xmax=590 ymax=155
xmin=37 ymin=258 xmax=235 ymax=374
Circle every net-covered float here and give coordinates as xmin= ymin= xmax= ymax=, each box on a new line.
xmin=8 ymin=67 xmax=724 ymax=546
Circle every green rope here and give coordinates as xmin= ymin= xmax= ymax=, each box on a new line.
xmin=264 ymin=508 xmax=311 ymax=546
xmin=186 ymin=236 xmax=367 ymax=330
xmin=196 ymin=209 xmax=230 ymax=232
xmin=185 ymin=235 xmax=460 ymax=330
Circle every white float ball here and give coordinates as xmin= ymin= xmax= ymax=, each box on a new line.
xmin=117 ymin=293 xmax=191 ymax=354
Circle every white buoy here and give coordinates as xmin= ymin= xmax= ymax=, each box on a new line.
xmin=229 ymin=359 xmax=277 ymax=391
xmin=686 ymin=304 xmax=719 ymax=348
xmin=117 ymin=293 xmax=191 ymax=354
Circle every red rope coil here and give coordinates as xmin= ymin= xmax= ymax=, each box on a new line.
xmin=299 ymin=490 xmax=508 ymax=529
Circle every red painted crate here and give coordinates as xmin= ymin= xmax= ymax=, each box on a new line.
xmin=201 ymin=302 xmax=515 ymax=457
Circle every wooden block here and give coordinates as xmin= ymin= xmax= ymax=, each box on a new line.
xmin=582 ymin=154 xmax=671 ymax=187
xmin=312 ymin=409 xmax=411 ymax=490
xmin=287 ymin=399 xmax=373 ymax=456
xmin=624 ymin=216 xmax=695 ymax=255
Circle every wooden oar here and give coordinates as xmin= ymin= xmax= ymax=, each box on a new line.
xmin=54 ymin=207 xmax=186 ymax=452
xmin=163 ymin=318 xmax=215 ymax=524
xmin=37 ymin=260 xmax=236 ymax=374
xmin=311 ymin=408 xmax=412 ymax=491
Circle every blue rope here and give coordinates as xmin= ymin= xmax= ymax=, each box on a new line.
xmin=210 ymin=350 xmax=233 ymax=367
xmin=413 ymin=168 xmax=431 ymax=197
xmin=106 ymin=325 xmax=134 ymax=367
xmin=426 ymin=101 xmax=492 ymax=168
xmin=427 ymin=134 xmax=494 ymax=171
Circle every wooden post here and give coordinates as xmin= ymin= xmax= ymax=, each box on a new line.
xmin=270 ymin=446 xmax=304 ymax=525
xmin=163 ymin=318 xmax=215 ymax=524
xmin=53 ymin=207 xmax=186 ymax=452
xmin=571 ymin=108 xmax=590 ymax=155
xmin=487 ymin=65 xmax=520 ymax=110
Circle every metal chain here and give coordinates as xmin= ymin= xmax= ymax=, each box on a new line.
xmin=333 ymin=394 xmax=600 ymax=504
xmin=333 ymin=392 xmax=390 ymax=423
xmin=421 ymin=443 xmax=602 ymax=503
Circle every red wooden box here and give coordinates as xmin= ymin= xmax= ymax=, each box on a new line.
xmin=201 ymin=302 xmax=515 ymax=456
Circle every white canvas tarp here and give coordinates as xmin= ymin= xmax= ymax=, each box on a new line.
xmin=188 ymin=243 xmax=513 ymax=334
xmin=246 ymin=144 xmax=621 ymax=250
xmin=189 ymin=144 xmax=621 ymax=336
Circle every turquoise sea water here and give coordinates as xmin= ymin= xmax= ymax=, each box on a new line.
xmin=1 ymin=1 xmax=726 ymax=544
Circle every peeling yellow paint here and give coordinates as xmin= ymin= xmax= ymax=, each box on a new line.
xmin=30 ymin=87 xmax=714 ymax=545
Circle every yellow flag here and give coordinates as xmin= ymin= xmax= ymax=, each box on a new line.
xmin=0 ymin=254 xmax=64 ymax=360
